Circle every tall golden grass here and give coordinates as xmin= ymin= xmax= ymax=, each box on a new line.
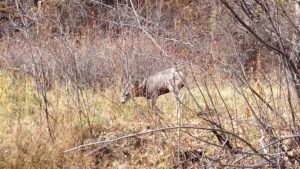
xmin=0 ymin=70 xmax=298 ymax=168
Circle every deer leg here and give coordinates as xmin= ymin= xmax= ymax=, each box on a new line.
xmin=151 ymin=96 xmax=161 ymax=126
xmin=167 ymin=81 xmax=183 ymax=108
xmin=168 ymin=80 xmax=185 ymax=160
xmin=169 ymin=84 xmax=183 ymax=127
xmin=151 ymin=95 xmax=169 ymax=142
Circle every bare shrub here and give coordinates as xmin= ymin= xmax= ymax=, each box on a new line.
xmin=2 ymin=0 xmax=300 ymax=168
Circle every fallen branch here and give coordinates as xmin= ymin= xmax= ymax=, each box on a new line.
xmin=64 ymin=125 xmax=270 ymax=163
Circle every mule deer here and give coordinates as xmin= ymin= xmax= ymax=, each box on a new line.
xmin=120 ymin=67 xmax=185 ymax=111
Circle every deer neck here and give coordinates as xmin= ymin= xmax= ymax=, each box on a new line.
xmin=132 ymin=85 xmax=146 ymax=97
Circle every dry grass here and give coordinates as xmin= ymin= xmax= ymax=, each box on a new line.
xmin=0 ymin=70 xmax=298 ymax=168
xmin=1 ymin=0 xmax=299 ymax=168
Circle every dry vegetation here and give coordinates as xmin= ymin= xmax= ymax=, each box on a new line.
xmin=1 ymin=0 xmax=300 ymax=168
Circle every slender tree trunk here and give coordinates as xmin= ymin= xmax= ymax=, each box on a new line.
xmin=210 ymin=1 xmax=218 ymax=73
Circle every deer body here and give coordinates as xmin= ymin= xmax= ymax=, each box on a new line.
xmin=120 ymin=67 xmax=185 ymax=107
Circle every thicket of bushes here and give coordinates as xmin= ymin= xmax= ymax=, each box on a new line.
xmin=0 ymin=0 xmax=278 ymax=88
xmin=1 ymin=1 xmax=299 ymax=168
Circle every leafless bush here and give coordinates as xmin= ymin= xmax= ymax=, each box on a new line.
xmin=2 ymin=0 xmax=300 ymax=168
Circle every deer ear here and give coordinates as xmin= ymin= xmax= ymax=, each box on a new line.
xmin=121 ymin=76 xmax=125 ymax=84
xmin=133 ymin=80 xmax=140 ymax=87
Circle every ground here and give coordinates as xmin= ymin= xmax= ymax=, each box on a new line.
xmin=0 ymin=72 xmax=299 ymax=168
